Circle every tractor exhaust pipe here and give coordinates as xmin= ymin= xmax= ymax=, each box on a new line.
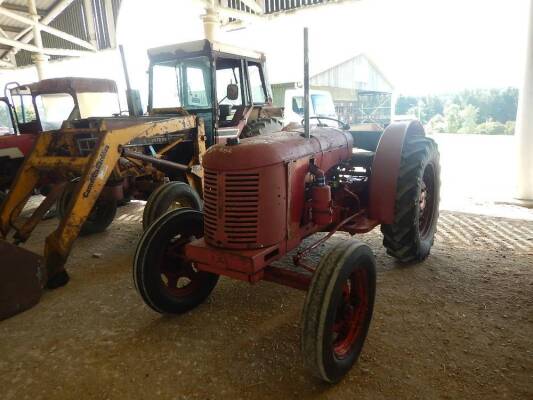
xmin=303 ymin=27 xmax=310 ymax=139
xmin=119 ymin=45 xmax=143 ymax=117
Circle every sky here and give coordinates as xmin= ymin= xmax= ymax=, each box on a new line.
xmin=116 ymin=0 xmax=530 ymax=96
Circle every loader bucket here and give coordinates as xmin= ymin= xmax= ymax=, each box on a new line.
xmin=0 ymin=240 xmax=46 ymax=320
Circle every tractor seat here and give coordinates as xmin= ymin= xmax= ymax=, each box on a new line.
xmin=218 ymin=104 xmax=232 ymax=125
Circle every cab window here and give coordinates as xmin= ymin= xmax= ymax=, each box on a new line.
xmin=152 ymin=62 xmax=181 ymax=108
xmin=216 ymin=66 xmax=242 ymax=106
xmin=35 ymin=93 xmax=75 ymax=130
xmin=292 ymin=96 xmax=304 ymax=115
xmin=13 ymin=94 xmax=36 ymax=124
xmin=0 ymin=100 xmax=14 ymax=135
xmin=186 ymin=66 xmax=209 ymax=107
xmin=151 ymin=57 xmax=211 ymax=110
xmin=248 ymin=64 xmax=266 ymax=104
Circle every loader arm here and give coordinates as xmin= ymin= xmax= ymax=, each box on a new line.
xmin=0 ymin=115 xmax=198 ymax=288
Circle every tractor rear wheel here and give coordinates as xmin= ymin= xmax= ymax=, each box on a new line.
xmin=58 ymin=179 xmax=117 ymax=235
xmin=241 ymin=118 xmax=282 ymax=138
xmin=301 ymin=240 xmax=376 ymax=383
xmin=381 ymin=136 xmax=440 ymax=262
xmin=133 ymin=208 xmax=219 ymax=314
xmin=142 ymin=181 xmax=202 ymax=229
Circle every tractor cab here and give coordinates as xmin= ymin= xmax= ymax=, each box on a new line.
xmin=147 ymin=39 xmax=282 ymax=145
xmin=8 ymin=77 xmax=120 ymax=134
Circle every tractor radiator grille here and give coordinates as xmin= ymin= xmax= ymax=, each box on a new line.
xmin=224 ymin=172 xmax=259 ymax=244
xmin=203 ymin=170 xmax=218 ymax=242
xmin=203 ymin=169 xmax=260 ymax=247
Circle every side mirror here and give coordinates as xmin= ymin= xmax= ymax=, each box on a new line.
xmin=226 ymin=84 xmax=239 ymax=101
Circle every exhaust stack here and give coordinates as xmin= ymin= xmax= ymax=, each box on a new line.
xmin=119 ymin=45 xmax=143 ymax=117
xmin=304 ymin=27 xmax=310 ymax=139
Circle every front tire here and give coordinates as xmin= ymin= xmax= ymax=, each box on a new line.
xmin=381 ymin=136 xmax=440 ymax=262
xmin=301 ymin=240 xmax=376 ymax=383
xmin=142 ymin=182 xmax=202 ymax=230
xmin=133 ymin=208 xmax=219 ymax=314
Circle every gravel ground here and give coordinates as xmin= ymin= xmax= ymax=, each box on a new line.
xmin=0 ymin=201 xmax=532 ymax=400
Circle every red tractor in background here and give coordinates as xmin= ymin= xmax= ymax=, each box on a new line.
xmin=0 ymin=77 xmax=120 ymax=203
xmin=132 ymin=30 xmax=441 ymax=382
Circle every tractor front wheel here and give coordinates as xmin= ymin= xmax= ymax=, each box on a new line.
xmin=381 ymin=136 xmax=440 ymax=262
xmin=142 ymin=181 xmax=202 ymax=229
xmin=301 ymin=240 xmax=376 ymax=383
xmin=133 ymin=208 xmax=219 ymax=314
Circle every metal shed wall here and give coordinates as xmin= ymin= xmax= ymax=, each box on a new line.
xmin=310 ymin=54 xmax=393 ymax=93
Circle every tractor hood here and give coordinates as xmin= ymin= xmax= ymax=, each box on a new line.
xmin=203 ymin=128 xmax=353 ymax=171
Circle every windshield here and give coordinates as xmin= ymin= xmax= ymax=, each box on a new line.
xmin=311 ymin=94 xmax=336 ymax=116
xmin=292 ymin=94 xmax=336 ymax=117
xmin=151 ymin=56 xmax=212 ymax=110
xmin=35 ymin=93 xmax=75 ymax=130
xmin=77 ymin=92 xmax=120 ymax=118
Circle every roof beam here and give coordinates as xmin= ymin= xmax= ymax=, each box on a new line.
xmin=0 ymin=6 xmax=96 ymax=51
xmin=0 ymin=24 xmax=23 ymax=33
xmin=0 ymin=0 xmax=77 ymax=63
xmin=0 ymin=35 xmax=93 ymax=56
xmin=2 ymin=2 xmax=45 ymax=16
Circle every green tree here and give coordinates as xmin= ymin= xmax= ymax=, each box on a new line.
xmin=474 ymin=119 xmax=506 ymax=134
xmin=444 ymin=103 xmax=462 ymax=133
xmin=395 ymin=95 xmax=418 ymax=115
xmin=458 ymin=105 xmax=479 ymax=133
xmin=504 ymin=121 xmax=516 ymax=135
xmin=426 ymin=114 xmax=447 ymax=133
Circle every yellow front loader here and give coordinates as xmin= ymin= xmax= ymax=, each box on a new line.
xmin=0 ymin=115 xmax=206 ymax=320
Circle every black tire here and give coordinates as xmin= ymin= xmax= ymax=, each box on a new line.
xmin=240 ymin=117 xmax=282 ymax=138
xmin=142 ymin=182 xmax=202 ymax=230
xmin=381 ymin=136 xmax=440 ymax=262
xmin=301 ymin=240 xmax=376 ymax=383
xmin=58 ymin=179 xmax=117 ymax=235
xmin=133 ymin=208 xmax=219 ymax=314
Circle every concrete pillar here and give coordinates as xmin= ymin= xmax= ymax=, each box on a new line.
xmin=31 ymin=53 xmax=49 ymax=80
xmin=28 ymin=0 xmax=48 ymax=80
xmin=516 ymin=0 xmax=533 ymax=201
xmin=203 ymin=6 xmax=220 ymax=42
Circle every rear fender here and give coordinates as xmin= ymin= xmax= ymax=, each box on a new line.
xmin=368 ymin=120 xmax=425 ymax=224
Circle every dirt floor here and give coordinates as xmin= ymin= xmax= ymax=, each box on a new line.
xmin=1 ymin=201 xmax=532 ymax=400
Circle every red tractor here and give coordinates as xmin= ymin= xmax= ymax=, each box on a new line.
xmin=133 ymin=118 xmax=440 ymax=382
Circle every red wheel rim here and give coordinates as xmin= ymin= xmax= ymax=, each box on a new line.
xmin=157 ymin=232 xmax=203 ymax=297
xmin=419 ymin=163 xmax=436 ymax=238
xmin=332 ymin=268 xmax=369 ymax=359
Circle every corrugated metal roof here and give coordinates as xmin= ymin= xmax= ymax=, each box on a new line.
xmin=1 ymin=0 xmax=122 ymax=68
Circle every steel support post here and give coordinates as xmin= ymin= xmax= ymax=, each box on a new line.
xmin=516 ymin=0 xmax=533 ymax=201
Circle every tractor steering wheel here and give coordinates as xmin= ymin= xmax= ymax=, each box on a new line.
xmin=301 ymin=116 xmax=350 ymax=130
